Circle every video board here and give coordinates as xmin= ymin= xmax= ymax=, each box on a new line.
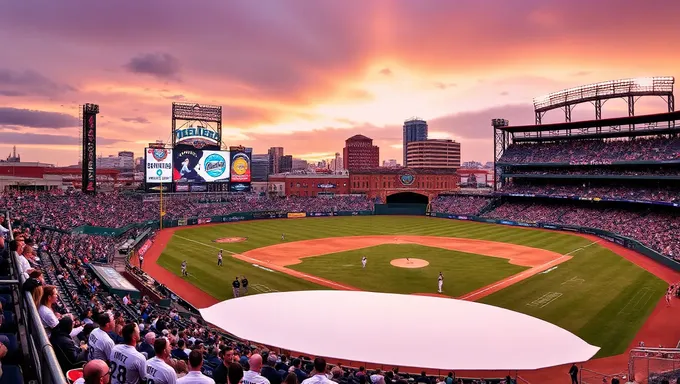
xmin=230 ymin=150 xmax=251 ymax=182
xmin=173 ymin=149 xmax=230 ymax=183
xmin=145 ymin=148 xmax=174 ymax=183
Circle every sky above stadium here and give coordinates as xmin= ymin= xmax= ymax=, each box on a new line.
xmin=1 ymin=0 xmax=679 ymax=166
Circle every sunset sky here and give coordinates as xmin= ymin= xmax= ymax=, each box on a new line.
xmin=1 ymin=0 xmax=679 ymax=166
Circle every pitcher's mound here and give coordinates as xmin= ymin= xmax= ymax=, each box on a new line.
xmin=390 ymin=258 xmax=429 ymax=268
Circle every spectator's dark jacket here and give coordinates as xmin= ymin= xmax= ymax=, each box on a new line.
xmin=275 ymin=362 xmax=289 ymax=372
xmin=171 ymin=347 xmax=189 ymax=361
xmin=108 ymin=330 xmax=123 ymax=344
xmin=261 ymin=365 xmax=282 ymax=384
xmin=138 ymin=341 xmax=155 ymax=359
xmin=294 ymin=367 xmax=308 ymax=383
xmin=212 ymin=363 xmax=228 ymax=384
xmin=50 ymin=318 xmax=87 ymax=373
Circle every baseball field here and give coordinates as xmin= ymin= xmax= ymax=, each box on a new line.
xmin=149 ymin=216 xmax=668 ymax=358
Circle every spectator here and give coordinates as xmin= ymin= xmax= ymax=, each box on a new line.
xmin=146 ymin=337 xmax=177 ymax=384
xmin=109 ymin=323 xmax=146 ymax=384
xmin=283 ymin=373 xmax=299 ymax=384
xmin=38 ymin=285 xmax=61 ymax=336
xmin=243 ymin=354 xmax=270 ymax=384
xmin=261 ymin=353 xmax=282 ymax=384
xmin=51 ymin=316 xmax=87 ymax=372
xmin=138 ymin=331 xmax=156 ymax=359
xmin=74 ymin=359 xmax=111 ymax=384
xmin=228 ymin=362 xmax=244 ymax=384
xmin=213 ymin=347 xmax=234 ymax=384
xmin=178 ymin=350 xmax=214 ymax=384
xmin=302 ymin=358 xmax=332 ymax=384
xmin=172 ymin=339 xmax=189 ymax=361
xmin=88 ymin=312 xmax=115 ymax=362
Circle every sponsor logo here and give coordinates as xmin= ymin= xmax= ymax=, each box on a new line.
xmin=399 ymin=174 xmax=415 ymax=186
xmin=232 ymin=157 xmax=248 ymax=176
xmin=214 ymin=237 xmax=247 ymax=243
xmin=204 ymin=153 xmax=227 ymax=178
xmin=150 ymin=148 xmax=169 ymax=162
xmin=317 ymin=183 xmax=336 ymax=188
xmin=175 ymin=127 xmax=219 ymax=145
xmin=230 ymin=183 xmax=248 ymax=191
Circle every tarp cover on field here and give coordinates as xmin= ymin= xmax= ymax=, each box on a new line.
xmin=90 ymin=264 xmax=140 ymax=299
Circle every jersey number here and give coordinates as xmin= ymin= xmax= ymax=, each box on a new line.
xmin=109 ymin=362 xmax=127 ymax=383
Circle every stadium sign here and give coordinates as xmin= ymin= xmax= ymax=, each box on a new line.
xmin=399 ymin=174 xmax=415 ymax=186
xmin=175 ymin=127 xmax=220 ymax=147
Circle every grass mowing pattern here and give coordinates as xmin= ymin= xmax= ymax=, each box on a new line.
xmin=289 ymin=244 xmax=527 ymax=297
xmin=159 ymin=216 xmax=667 ymax=357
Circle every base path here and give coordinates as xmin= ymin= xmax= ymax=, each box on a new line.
xmin=238 ymin=235 xmax=571 ymax=300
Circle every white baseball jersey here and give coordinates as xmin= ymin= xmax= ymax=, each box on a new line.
xmin=88 ymin=327 xmax=114 ymax=361
xmin=109 ymin=344 xmax=147 ymax=384
xmin=146 ymin=356 xmax=178 ymax=384
xmin=178 ymin=371 xmax=215 ymax=384
xmin=242 ymin=370 xmax=271 ymax=384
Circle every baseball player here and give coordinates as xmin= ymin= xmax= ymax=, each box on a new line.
xmin=217 ymin=250 xmax=223 ymax=266
xmin=109 ymin=323 xmax=147 ymax=384
xmin=667 ymin=285 xmax=673 ymax=307
xmin=241 ymin=275 xmax=249 ymax=295
xmin=406 ymin=257 xmax=411 ymax=264
xmin=181 ymin=261 xmax=188 ymax=277
xmin=438 ymin=272 xmax=444 ymax=293
xmin=362 ymin=256 xmax=367 ymax=268
xmin=232 ymin=277 xmax=241 ymax=298
xmin=281 ymin=233 xmax=285 ymax=241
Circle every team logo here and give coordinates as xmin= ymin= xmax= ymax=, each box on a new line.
xmin=192 ymin=140 xmax=206 ymax=149
xmin=400 ymin=174 xmax=415 ymax=186
xmin=151 ymin=149 xmax=168 ymax=162
xmin=204 ymin=153 xmax=227 ymax=178
xmin=232 ymin=157 xmax=248 ymax=175
xmin=156 ymin=169 xmax=162 ymax=177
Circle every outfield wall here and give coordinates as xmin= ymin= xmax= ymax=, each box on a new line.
xmin=428 ymin=212 xmax=680 ymax=272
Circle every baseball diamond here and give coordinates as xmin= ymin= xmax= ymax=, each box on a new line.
xmin=144 ymin=215 xmax=668 ymax=360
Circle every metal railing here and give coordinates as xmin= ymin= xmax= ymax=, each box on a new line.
xmin=3 ymin=210 xmax=68 ymax=384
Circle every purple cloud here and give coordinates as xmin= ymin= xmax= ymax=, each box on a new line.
xmin=124 ymin=53 xmax=181 ymax=80
xmin=0 ymin=69 xmax=75 ymax=97
xmin=0 ymin=131 xmax=125 ymax=146
xmin=121 ymin=117 xmax=150 ymax=124
xmin=0 ymin=107 xmax=79 ymax=129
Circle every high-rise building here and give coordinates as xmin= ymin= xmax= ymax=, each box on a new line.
xmin=268 ymin=147 xmax=284 ymax=174
xmin=343 ymin=135 xmax=379 ymax=171
xmin=292 ymin=158 xmax=308 ymax=170
xmin=406 ymin=139 xmax=461 ymax=170
xmin=330 ymin=152 xmax=344 ymax=172
xmin=252 ymin=154 xmax=270 ymax=181
xmin=403 ymin=118 xmax=428 ymax=166
xmin=382 ymin=159 xmax=398 ymax=168
xmin=279 ymin=155 xmax=293 ymax=173
xmin=97 ymin=151 xmax=135 ymax=171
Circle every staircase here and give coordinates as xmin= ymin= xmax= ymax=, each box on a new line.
xmin=112 ymin=252 xmax=129 ymax=272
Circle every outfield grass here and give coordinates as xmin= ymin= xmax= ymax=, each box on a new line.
xmin=158 ymin=216 xmax=667 ymax=357
xmin=289 ymin=244 xmax=527 ymax=297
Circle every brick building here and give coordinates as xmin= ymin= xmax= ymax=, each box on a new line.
xmin=343 ymin=135 xmax=379 ymax=171
xmin=350 ymin=167 xmax=459 ymax=202
xmin=406 ymin=139 xmax=461 ymax=170
xmin=267 ymin=173 xmax=350 ymax=197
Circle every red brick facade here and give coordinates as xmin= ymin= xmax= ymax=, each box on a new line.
xmin=267 ymin=174 xmax=350 ymax=197
xmin=343 ymin=135 xmax=379 ymax=171
xmin=349 ymin=168 xmax=459 ymax=202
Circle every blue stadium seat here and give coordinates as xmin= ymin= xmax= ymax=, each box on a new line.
xmin=0 ymin=364 xmax=23 ymax=384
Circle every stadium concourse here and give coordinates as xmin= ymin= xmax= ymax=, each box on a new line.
xmin=2 ymin=131 xmax=680 ymax=383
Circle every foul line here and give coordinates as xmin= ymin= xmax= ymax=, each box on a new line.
xmin=174 ymin=235 xmax=356 ymax=291
xmin=565 ymin=241 xmax=600 ymax=256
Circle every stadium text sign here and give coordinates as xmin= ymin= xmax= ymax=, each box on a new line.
xmin=175 ymin=127 xmax=219 ymax=147
xmin=145 ymin=148 xmax=174 ymax=183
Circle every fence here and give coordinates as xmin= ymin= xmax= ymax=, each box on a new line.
xmin=628 ymin=347 xmax=680 ymax=383
xmin=3 ymin=210 xmax=68 ymax=384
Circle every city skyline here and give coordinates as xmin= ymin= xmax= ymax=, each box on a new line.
xmin=1 ymin=0 xmax=679 ymax=165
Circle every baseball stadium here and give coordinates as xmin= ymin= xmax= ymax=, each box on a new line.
xmin=1 ymin=78 xmax=680 ymax=384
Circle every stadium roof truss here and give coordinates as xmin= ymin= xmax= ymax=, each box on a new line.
xmin=533 ymin=77 xmax=674 ymax=124
xmin=171 ymin=102 xmax=223 ymax=147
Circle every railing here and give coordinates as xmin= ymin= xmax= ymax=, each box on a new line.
xmin=3 ymin=210 xmax=68 ymax=384
xmin=628 ymin=347 xmax=680 ymax=384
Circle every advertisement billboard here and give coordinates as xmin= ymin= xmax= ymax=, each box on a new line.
xmin=145 ymin=148 xmax=174 ymax=183
xmin=173 ymin=149 xmax=230 ymax=183
xmin=231 ymin=151 xmax=251 ymax=182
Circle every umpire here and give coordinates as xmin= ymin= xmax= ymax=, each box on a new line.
xmin=232 ymin=277 xmax=240 ymax=298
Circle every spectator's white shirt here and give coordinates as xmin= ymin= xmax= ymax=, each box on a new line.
xmin=109 ymin=344 xmax=147 ymax=384
xmin=146 ymin=357 xmax=178 ymax=384
xmin=302 ymin=374 xmax=334 ymax=384
xmin=177 ymin=371 xmax=215 ymax=384
xmin=38 ymin=305 xmax=59 ymax=336
xmin=16 ymin=252 xmax=32 ymax=280
xmin=370 ymin=375 xmax=385 ymax=384
xmin=88 ymin=328 xmax=114 ymax=361
xmin=243 ymin=370 xmax=271 ymax=384
xmin=123 ymin=296 xmax=130 ymax=305
xmin=0 ymin=224 xmax=8 ymax=234
xmin=184 ymin=348 xmax=192 ymax=356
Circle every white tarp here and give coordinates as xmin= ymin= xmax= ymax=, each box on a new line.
xmin=199 ymin=291 xmax=599 ymax=370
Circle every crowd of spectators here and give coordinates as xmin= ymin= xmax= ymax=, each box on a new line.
xmin=0 ymin=191 xmax=374 ymax=230
xmin=483 ymin=202 xmax=680 ymax=260
xmin=499 ymin=137 xmax=680 ymax=164
xmin=430 ymin=196 xmax=493 ymax=215
xmin=503 ymin=167 xmax=680 ymax=177
xmin=499 ymin=183 xmax=680 ymax=204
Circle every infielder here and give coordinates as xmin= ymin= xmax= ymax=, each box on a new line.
xmin=241 ymin=275 xmax=249 ymax=295
xmin=232 ymin=277 xmax=241 ymax=298
xmin=362 ymin=256 xmax=367 ymax=268
xmin=667 ymin=285 xmax=673 ymax=307
xmin=217 ymin=250 xmax=223 ymax=266
xmin=281 ymin=233 xmax=285 ymax=241
xmin=438 ymin=272 xmax=444 ymax=293
xmin=181 ymin=261 xmax=188 ymax=277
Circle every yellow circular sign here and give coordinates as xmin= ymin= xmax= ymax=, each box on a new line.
xmin=232 ymin=158 xmax=248 ymax=175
